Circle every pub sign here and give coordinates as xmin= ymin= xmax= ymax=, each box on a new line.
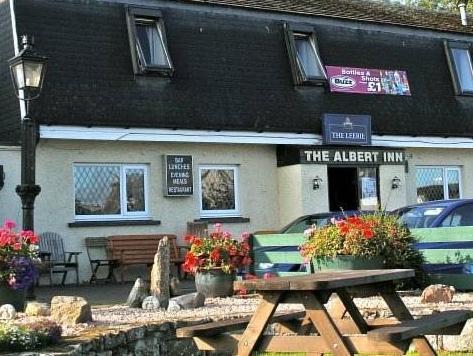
xmin=165 ymin=155 xmax=193 ymax=196
xmin=322 ymin=114 xmax=372 ymax=146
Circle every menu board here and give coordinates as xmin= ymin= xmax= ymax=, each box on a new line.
xmin=165 ymin=155 xmax=193 ymax=196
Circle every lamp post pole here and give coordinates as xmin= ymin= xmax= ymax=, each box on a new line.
xmin=16 ymin=100 xmax=41 ymax=231
xmin=8 ymin=35 xmax=47 ymax=232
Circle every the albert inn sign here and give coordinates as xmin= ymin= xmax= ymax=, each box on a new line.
xmin=301 ymin=147 xmax=405 ymax=165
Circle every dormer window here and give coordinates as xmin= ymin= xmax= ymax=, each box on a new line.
xmin=126 ymin=7 xmax=173 ymax=76
xmin=284 ymin=23 xmax=326 ymax=85
xmin=445 ymin=41 xmax=473 ymax=95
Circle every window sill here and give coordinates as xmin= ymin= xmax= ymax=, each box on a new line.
xmin=68 ymin=220 xmax=161 ymax=228
xmin=194 ymin=217 xmax=250 ymax=224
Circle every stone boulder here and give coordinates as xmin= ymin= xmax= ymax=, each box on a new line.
xmin=25 ymin=302 xmax=50 ymax=316
xmin=142 ymin=296 xmax=161 ymax=310
xmin=126 ymin=278 xmax=149 ymax=308
xmin=0 ymin=304 xmax=16 ymax=320
xmin=50 ymin=296 xmax=93 ymax=325
xmin=167 ymin=292 xmax=205 ymax=312
xmin=421 ymin=284 xmax=455 ymax=303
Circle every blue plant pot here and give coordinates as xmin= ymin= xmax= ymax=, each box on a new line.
xmin=0 ymin=286 xmax=26 ymax=311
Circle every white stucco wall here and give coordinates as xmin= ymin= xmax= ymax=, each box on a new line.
xmin=34 ymin=140 xmax=280 ymax=283
xmin=0 ymin=146 xmax=22 ymax=224
xmin=379 ymin=165 xmax=407 ymax=211
xmin=405 ymin=148 xmax=473 ymax=204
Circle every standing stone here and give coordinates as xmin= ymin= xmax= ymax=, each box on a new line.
xmin=0 ymin=304 xmax=16 ymax=320
xmin=421 ymin=284 xmax=455 ymax=303
xmin=150 ymin=236 xmax=170 ymax=308
xmin=126 ymin=278 xmax=149 ymax=308
xmin=50 ymin=296 xmax=93 ymax=325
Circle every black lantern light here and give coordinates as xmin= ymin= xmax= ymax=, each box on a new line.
xmin=8 ymin=35 xmax=48 ymax=232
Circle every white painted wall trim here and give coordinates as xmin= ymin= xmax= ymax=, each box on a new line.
xmin=39 ymin=125 xmax=321 ymax=145
xmin=40 ymin=125 xmax=473 ymax=148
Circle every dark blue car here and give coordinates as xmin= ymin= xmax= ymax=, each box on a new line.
xmin=391 ymin=199 xmax=473 ymax=229
xmin=279 ymin=210 xmax=363 ymax=234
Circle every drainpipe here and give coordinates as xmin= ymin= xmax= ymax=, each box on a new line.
xmin=458 ymin=0 xmax=469 ymax=26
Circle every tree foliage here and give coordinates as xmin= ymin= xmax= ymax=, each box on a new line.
xmin=376 ymin=0 xmax=458 ymax=12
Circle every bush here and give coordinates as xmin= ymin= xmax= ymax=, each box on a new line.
xmin=0 ymin=320 xmax=62 ymax=351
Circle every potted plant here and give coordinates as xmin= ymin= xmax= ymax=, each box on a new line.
xmin=0 ymin=220 xmax=39 ymax=311
xmin=300 ymin=213 xmax=424 ymax=271
xmin=182 ymin=224 xmax=252 ymax=297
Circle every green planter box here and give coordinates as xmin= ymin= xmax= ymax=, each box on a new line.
xmin=313 ymin=255 xmax=385 ymax=271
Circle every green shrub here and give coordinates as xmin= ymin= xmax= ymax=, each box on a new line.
xmin=0 ymin=320 xmax=62 ymax=351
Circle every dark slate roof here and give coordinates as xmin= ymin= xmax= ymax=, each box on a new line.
xmin=2 ymin=0 xmax=473 ymax=142
xmin=0 ymin=2 xmax=21 ymax=145
xmin=186 ymin=0 xmax=473 ymax=35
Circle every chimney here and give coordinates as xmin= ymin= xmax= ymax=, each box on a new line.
xmin=458 ymin=0 xmax=469 ymax=26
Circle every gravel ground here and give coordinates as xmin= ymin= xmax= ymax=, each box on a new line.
xmin=13 ymin=291 xmax=473 ymax=339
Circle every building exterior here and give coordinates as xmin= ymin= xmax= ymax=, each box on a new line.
xmin=1 ymin=0 xmax=473 ymax=282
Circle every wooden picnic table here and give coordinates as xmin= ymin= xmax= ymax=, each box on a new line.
xmin=178 ymin=269 xmax=473 ymax=355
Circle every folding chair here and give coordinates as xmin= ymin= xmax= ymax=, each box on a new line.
xmin=38 ymin=232 xmax=81 ymax=286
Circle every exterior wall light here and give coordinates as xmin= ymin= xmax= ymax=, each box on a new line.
xmin=8 ymin=35 xmax=48 ymax=231
xmin=391 ymin=176 xmax=401 ymax=190
xmin=313 ymin=176 xmax=323 ymax=190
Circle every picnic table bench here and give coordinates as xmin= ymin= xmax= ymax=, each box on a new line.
xmin=177 ymin=269 xmax=473 ymax=355
xmin=107 ymin=234 xmax=185 ymax=282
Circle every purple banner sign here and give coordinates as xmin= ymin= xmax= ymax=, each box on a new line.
xmin=326 ymin=66 xmax=411 ymax=96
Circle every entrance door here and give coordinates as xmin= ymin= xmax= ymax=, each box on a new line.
xmin=328 ymin=166 xmax=379 ymax=211
xmin=328 ymin=167 xmax=358 ymax=211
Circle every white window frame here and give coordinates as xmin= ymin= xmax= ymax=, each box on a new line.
xmin=416 ymin=165 xmax=462 ymax=201
xmin=445 ymin=41 xmax=473 ymax=95
xmin=199 ymin=165 xmax=240 ymax=218
xmin=73 ymin=163 xmax=150 ymax=221
xmin=283 ymin=22 xmax=327 ymax=86
xmin=126 ymin=6 xmax=174 ymax=76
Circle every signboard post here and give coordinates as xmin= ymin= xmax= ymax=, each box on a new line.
xmin=165 ymin=155 xmax=193 ymax=196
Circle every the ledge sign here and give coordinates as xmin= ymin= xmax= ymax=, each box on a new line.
xmin=322 ymin=114 xmax=371 ymax=146
xmin=165 ymin=155 xmax=193 ymax=196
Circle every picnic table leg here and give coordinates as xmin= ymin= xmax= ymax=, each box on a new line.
xmin=302 ymin=291 xmax=352 ymax=356
xmin=336 ymin=289 xmax=370 ymax=334
xmin=237 ymin=291 xmax=282 ymax=356
xmin=380 ymin=287 xmax=438 ymax=356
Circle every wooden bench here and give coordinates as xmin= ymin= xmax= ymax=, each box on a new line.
xmin=368 ymin=309 xmax=473 ymax=342
xmin=107 ymin=234 xmax=185 ymax=282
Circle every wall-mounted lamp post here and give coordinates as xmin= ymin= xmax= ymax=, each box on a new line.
xmin=391 ymin=176 xmax=401 ymax=190
xmin=8 ymin=35 xmax=48 ymax=231
xmin=313 ymin=176 xmax=323 ymax=190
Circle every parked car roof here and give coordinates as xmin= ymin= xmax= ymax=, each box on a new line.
xmin=392 ymin=199 xmax=473 ymax=229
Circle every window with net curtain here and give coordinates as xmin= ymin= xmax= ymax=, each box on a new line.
xmin=451 ymin=48 xmax=473 ymax=94
xmin=135 ymin=18 xmax=170 ymax=68
xmin=294 ymin=33 xmax=325 ymax=79
xmin=73 ymin=164 xmax=148 ymax=219
xmin=126 ymin=7 xmax=173 ymax=76
xmin=416 ymin=166 xmax=461 ymax=203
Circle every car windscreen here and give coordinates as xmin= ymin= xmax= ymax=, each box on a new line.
xmin=282 ymin=216 xmax=332 ymax=234
xmin=397 ymin=206 xmax=445 ymax=228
